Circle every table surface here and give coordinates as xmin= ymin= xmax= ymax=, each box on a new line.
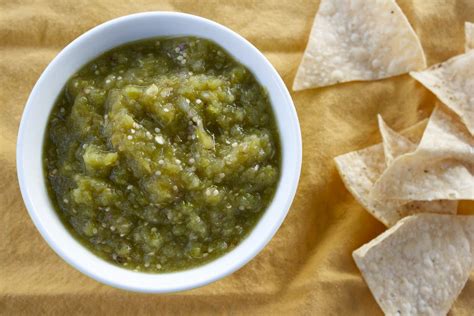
xmin=1 ymin=0 xmax=473 ymax=314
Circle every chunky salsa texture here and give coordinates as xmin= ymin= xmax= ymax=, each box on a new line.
xmin=44 ymin=37 xmax=281 ymax=272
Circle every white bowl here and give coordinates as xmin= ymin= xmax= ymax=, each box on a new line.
xmin=16 ymin=12 xmax=302 ymax=293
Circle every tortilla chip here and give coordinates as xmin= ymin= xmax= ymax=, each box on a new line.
xmin=334 ymin=119 xmax=457 ymax=227
xmin=418 ymin=105 xmax=474 ymax=160
xmin=377 ymin=115 xmax=417 ymax=165
xmin=465 ymin=22 xmax=474 ymax=51
xmin=293 ymin=0 xmax=426 ymax=90
xmin=410 ymin=50 xmax=474 ymax=134
xmin=335 ymin=143 xmax=396 ymax=225
xmin=373 ymin=155 xmax=473 ymax=201
xmin=353 ymin=214 xmax=472 ymax=316
xmin=460 ymin=215 xmax=474 ymax=258
xmin=401 ymin=118 xmax=429 ymax=143
xmin=371 ymin=106 xmax=474 ymax=201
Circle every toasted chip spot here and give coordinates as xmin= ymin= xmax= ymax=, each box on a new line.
xmin=293 ymin=0 xmax=426 ymax=90
xmin=353 ymin=214 xmax=473 ymax=316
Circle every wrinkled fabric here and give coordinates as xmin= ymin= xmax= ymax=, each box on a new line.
xmin=0 ymin=0 xmax=473 ymax=314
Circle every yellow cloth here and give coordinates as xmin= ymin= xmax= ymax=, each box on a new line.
xmin=1 ymin=0 xmax=473 ymax=314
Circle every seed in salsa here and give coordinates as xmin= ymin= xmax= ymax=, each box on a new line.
xmin=44 ymin=36 xmax=281 ymax=272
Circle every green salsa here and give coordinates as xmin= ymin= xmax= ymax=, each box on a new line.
xmin=44 ymin=37 xmax=281 ymax=272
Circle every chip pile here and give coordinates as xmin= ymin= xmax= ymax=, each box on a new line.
xmin=294 ymin=1 xmax=474 ymax=314
xmin=338 ymin=104 xmax=474 ymax=314
xmin=336 ymin=26 xmax=474 ymax=316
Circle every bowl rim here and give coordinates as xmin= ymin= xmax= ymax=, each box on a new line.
xmin=16 ymin=11 xmax=302 ymax=293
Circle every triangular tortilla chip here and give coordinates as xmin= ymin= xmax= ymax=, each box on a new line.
xmin=293 ymin=0 xmax=426 ymax=90
xmin=418 ymin=105 xmax=474 ymax=161
xmin=371 ymin=106 xmax=474 ymax=201
xmin=410 ymin=50 xmax=474 ymax=134
xmin=334 ymin=119 xmax=457 ymax=227
xmin=377 ymin=115 xmax=417 ymax=165
xmin=353 ymin=214 xmax=473 ymax=316
xmin=465 ymin=22 xmax=474 ymax=51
